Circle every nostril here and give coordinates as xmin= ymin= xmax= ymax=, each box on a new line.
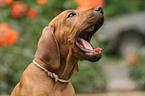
xmin=94 ymin=6 xmax=104 ymax=14
xmin=94 ymin=7 xmax=101 ymax=11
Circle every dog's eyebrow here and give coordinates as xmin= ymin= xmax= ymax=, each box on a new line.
xmin=66 ymin=10 xmax=78 ymax=13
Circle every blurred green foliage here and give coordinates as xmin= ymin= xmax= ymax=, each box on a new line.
xmin=71 ymin=61 xmax=107 ymax=93
xmin=0 ymin=0 xmax=145 ymax=95
xmin=129 ymin=47 xmax=145 ymax=90
xmin=104 ymin=0 xmax=145 ymax=18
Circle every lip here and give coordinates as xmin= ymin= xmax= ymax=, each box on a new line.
xmin=75 ymin=18 xmax=104 ymax=62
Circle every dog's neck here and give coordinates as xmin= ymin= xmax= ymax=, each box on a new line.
xmin=58 ymin=55 xmax=77 ymax=80
xmin=34 ymin=53 xmax=78 ymax=82
xmin=57 ymin=43 xmax=79 ymax=80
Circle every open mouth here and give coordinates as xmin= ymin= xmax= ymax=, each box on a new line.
xmin=75 ymin=20 xmax=103 ymax=62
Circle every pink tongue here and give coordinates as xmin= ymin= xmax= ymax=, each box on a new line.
xmin=92 ymin=48 xmax=102 ymax=53
xmin=77 ymin=38 xmax=93 ymax=50
xmin=77 ymin=38 xmax=102 ymax=53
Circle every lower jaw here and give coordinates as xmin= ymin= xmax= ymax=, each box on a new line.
xmin=75 ymin=46 xmax=102 ymax=62
xmin=84 ymin=52 xmax=102 ymax=62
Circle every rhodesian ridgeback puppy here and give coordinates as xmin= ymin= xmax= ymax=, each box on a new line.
xmin=11 ymin=6 xmax=104 ymax=96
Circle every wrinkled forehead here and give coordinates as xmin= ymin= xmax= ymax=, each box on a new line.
xmin=48 ymin=10 xmax=79 ymax=26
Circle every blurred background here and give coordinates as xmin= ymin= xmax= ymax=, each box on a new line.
xmin=0 ymin=0 xmax=145 ymax=96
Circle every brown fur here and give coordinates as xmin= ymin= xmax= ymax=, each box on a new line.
xmin=11 ymin=7 xmax=104 ymax=96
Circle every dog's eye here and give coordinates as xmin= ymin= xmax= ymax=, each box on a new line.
xmin=67 ymin=13 xmax=76 ymax=18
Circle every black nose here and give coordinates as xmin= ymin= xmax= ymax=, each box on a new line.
xmin=94 ymin=7 xmax=103 ymax=14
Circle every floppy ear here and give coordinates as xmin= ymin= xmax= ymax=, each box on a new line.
xmin=35 ymin=27 xmax=60 ymax=69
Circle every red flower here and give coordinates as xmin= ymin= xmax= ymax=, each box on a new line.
xmin=75 ymin=0 xmax=104 ymax=11
xmin=0 ymin=22 xmax=19 ymax=46
xmin=27 ymin=8 xmax=37 ymax=18
xmin=36 ymin=0 xmax=47 ymax=5
xmin=0 ymin=0 xmax=13 ymax=7
xmin=11 ymin=1 xmax=28 ymax=18
xmin=126 ymin=53 xmax=138 ymax=65
xmin=0 ymin=22 xmax=10 ymax=46
xmin=4 ymin=29 xmax=18 ymax=44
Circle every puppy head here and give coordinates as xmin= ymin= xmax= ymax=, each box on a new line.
xmin=49 ymin=7 xmax=104 ymax=62
xmin=35 ymin=7 xmax=104 ymax=70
